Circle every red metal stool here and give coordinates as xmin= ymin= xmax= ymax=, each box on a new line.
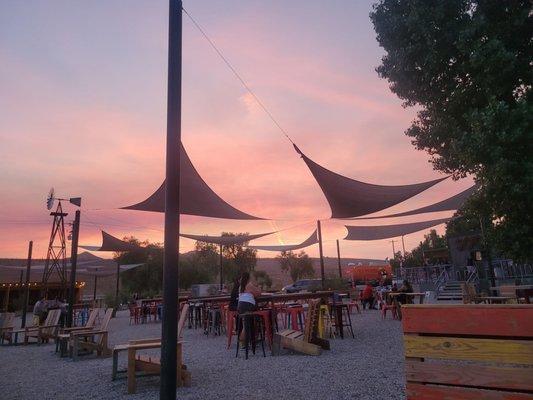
xmin=285 ymin=305 xmax=305 ymax=331
xmin=226 ymin=309 xmax=238 ymax=349
xmin=252 ymin=309 xmax=273 ymax=349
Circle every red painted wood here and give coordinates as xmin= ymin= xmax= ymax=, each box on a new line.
xmin=406 ymin=383 xmax=533 ymax=400
xmin=402 ymin=306 xmax=533 ymax=337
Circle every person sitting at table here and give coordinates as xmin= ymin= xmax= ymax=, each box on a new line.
xmin=397 ymin=279 xmax=414 ymax=304
xmin=237 ymin=272 xmax=262 ymax=342
xmin=360 ymin=282 xmax=375 ymax=310
xmin=229 ymin=276 xmax=240 ymax=312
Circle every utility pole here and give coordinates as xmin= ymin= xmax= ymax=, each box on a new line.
xmin=317 ymin=220 xmax=325 ymax=288
xmin=67 ymin=210 xmax=80 ymax=328
xmin=336 ymin=239 xmax=342 ymax=279
xmin=21 ymin=241 xmax=33 ymax=329
xmin=161 ymin=0 xmax=182 ymax=398
xmin=390 ymin=239 xmax=397 ymax=258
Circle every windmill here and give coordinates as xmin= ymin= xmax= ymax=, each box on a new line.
xmin=41 ymin=188 xmax=81 ymax=298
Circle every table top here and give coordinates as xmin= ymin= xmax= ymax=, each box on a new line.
xmin=478 ymin=296 xmax=515 ymax=300
xmin=388 ymin=292 xmax=426 ymax=297
xmin=186 ymin=290 xmax=335 ymax=304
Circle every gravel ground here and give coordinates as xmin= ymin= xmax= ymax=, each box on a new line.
xmin=0 ymin=309 xmax=405 ymax=400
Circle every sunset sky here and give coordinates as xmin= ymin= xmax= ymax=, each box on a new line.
xmin=0 ymin=0 xmax=473 ymax=260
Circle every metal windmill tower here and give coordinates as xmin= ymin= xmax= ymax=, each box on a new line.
xmin=41 ymin=188 xmax=81 ymax=298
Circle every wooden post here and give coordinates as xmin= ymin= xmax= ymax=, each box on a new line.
xmin=161 ymin=0 xmax=182 ymax=398
xmin=219 ymin=243 xmax=223 ymax=291
xmin=21 ymin=241 xmax=33 ymax=328
xmin=336 ymin=239 xmax=342 ymax=279
xmin=115 ymin=262 xmax=120 ymax=309
xmin=317 ymin=220 xmax=325 ymax=288
xmin=67 ymin=210 xmax=80 ymax=328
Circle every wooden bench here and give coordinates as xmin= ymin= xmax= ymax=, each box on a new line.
xmin=127 ymin=341 xmax=191 ymax=394
xmin=0 ymin=312 xmax=15 ymax=344
xmin=272 ymin=299 xmax=328 ymax=356
xmin=401 ymin=304 xmax=533 ymax=399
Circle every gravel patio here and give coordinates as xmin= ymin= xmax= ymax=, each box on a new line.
xmin=0 ymin=309 xmax=405 ymax=400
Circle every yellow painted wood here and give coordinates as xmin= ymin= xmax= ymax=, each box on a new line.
xmin=404 ymin=335 xmax=533 ymax=365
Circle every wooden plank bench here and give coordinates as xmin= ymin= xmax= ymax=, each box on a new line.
xmin=126 ymin=341 xmax=191 ymax=394
xmin=272 ymin=299 xmax=328 ymax=356
xmin=401 ymin=304 xmax=533 ymax=400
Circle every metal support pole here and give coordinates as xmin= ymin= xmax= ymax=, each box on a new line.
xmin=161 ymin=0 xmax=182 ymax=398
xmin=67 ymin=210 xmax=80 ymax=328
xmin=21 ymin=241 xmax=33 ymax=328
xmin=219 ymin=243 xmax=223 ymax=291
xmin=317 ymin=220 xmax=325 ymax=288
xmin=115 ymin=262 xmax=120 ymax=309
xmin=391 ymin=240 xmax=397 ymax=258
xmin=336 ymin=239 xmax=342 ymax=279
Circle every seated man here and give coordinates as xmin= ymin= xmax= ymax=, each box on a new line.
xmin=360 ymin=282 xmax=375 ymax=310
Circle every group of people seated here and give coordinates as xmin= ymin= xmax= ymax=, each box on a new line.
xmin=32 ymin=297 xmax=67 ymax=325
xmin=358 ymin=279 xmax=414 ymax=310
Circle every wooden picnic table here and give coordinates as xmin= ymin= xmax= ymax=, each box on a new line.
xmin=127 ymin=341 xmax=184 ymax=394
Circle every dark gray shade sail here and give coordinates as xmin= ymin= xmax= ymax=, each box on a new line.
xmin=180 ymin=231 xmax=275 ymax=246
xmin=352 ymin=185 xmax=478 ymax=220
xmin=122 ymin=143 xmax=262 ymax=220
xmin=80 ymin=231 xmax=141 ymax=252
xmin=344 ymin=217 xmax=450 ymax=241
xmin=294 ymin=145 xmax=448 ymax=218
xmin=247 ymin=229 xmax=318 ymax=252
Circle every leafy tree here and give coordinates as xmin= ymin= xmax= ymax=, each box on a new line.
xmin=276 ymin=250 xmax=315 ymax=283
xmin=115 ymin=239 xmax=163 ymax=297
xmin=252 ymin=270 xmax=273 ymax=290
xmin=371 ymin=1 xmax=532 ymax=261
xmin=220 ymin=232 xmax=258 ymax=273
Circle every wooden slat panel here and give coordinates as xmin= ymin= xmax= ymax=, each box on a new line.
xmin=406 ymin=360 xmax=533 ymax=391
xmin=406 ymin=383 xmax=533 ymax=400
xmin=404 ymin=336 xmax=533 ymax=365
xmin=402 ymin=305 xmax=533 ymax=337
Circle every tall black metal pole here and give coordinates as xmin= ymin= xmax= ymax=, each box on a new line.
xmin=67 ymin=210 xmax=80 ymax=328
xmin=219 ymin=243 xmax=223 ymax=291
xmin=161 ymin=1 xmax=182 ymax=398
xmin=317 ymin=220 xmax=325 ymax=288
xmin=336 ymin=239 xmax=342 ymax=279
xmin=115 ymin=262 xmax=120 ymax=309
xmin=21 ymin=241 xmax=33 ymax=329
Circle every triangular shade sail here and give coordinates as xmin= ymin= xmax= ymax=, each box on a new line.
xmin=80 ymin=231 xmax=141 ymax=252
xmin=180 ymin=232 xmax=275 ymax=246
xmin=247 ymin=229 xmax=318 ymax=252
xmin=352 ymin=185 xmax=477 ymax=220
xmin=122 ymin=143 xmax=262 ymax=220
xmin=294 ymin=145 xmax=448 ymax=218
xmin=344 ymin=217 xmax=450 ymax=241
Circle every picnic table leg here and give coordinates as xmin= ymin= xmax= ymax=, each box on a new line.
xmin=73 ymin=336 xmax=79 ymax=361
xmin=177 ymin=343 xmax=183 ymax=387
xmin=112 ymin=350 xmax=118 ymax=380
xmin=127 ymin=348 xmax=136 ymax=394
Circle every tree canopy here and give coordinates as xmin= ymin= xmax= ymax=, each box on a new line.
xmin=276 ymin=250 xmax=315 ymax=283
xmin=371 ymin=0 xmax=532 ymax=261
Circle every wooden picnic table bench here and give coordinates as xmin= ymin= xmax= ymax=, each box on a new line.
xmin=401 ymin=304 xmax=533 ymax=399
